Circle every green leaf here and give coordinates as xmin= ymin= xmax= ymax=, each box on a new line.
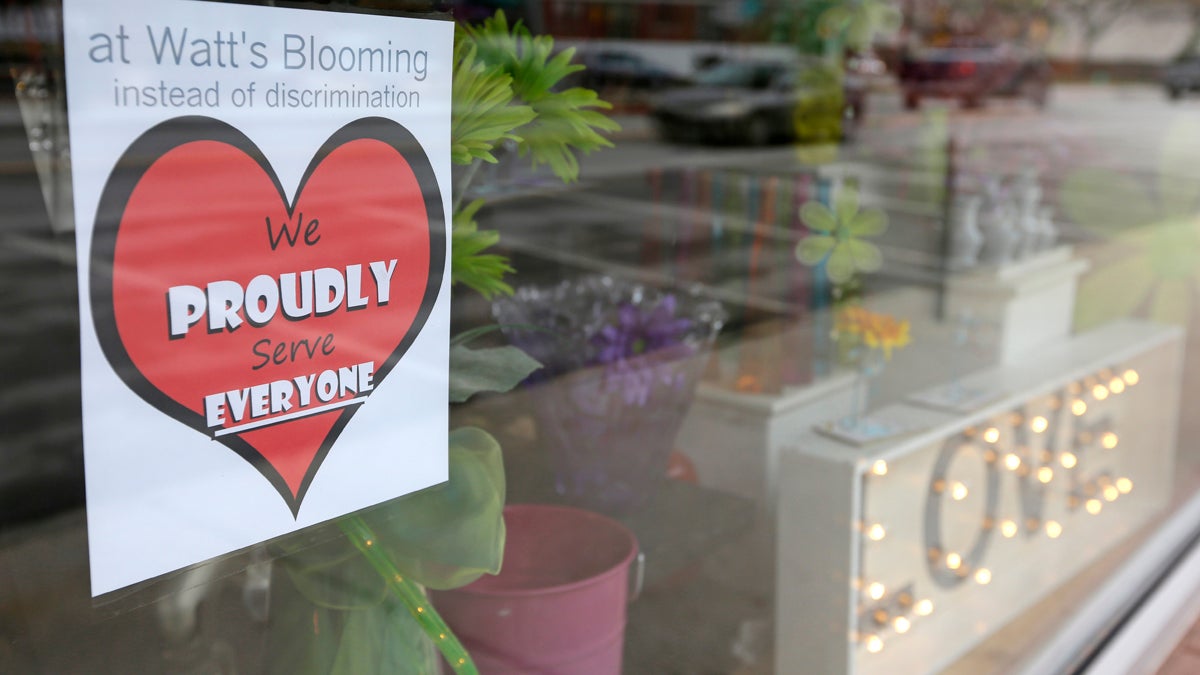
xmin=452 ymin=199 xmax=515 ymax=299
xmin=845 ymin=239 xmax=883 ymax=272
xmin=363 ymin=427 xmax=507 ymax=590
xmin=800 ymin=201 xmax=836 ymax=233
xmin=834 ymin=184 xmax=860 ymax=226
xmin=849 ymin=208 xmax=887 ymax=237
xmin=451 ymin=37 xmax=536 ymax=167
xmin=462 ymin=10 xmax=619 ymax=183
xmin=450 ymin=344 xmax=541 ymax=403
xmin=797 ymin=234 xmax=836 ymax=265
xmin=273 ymin=428 xmax=508 ymax=608
xmin=330 ymin=602 xmax=438 ymax=675
xmin=826 ymin=245 xmax=857 ymax=283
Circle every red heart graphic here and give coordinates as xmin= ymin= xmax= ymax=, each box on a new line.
xmin=91 ymin=117 xmax=445 ymax=515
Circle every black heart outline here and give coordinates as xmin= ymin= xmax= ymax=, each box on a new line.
xmin=90 ymin=115 xmax=446 ymax=517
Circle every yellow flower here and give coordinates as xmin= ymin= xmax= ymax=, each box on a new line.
xmin=835 ymin=307 xmax=911 ymax=360
xmin=862 ymin=314 xmax=911 ymax=360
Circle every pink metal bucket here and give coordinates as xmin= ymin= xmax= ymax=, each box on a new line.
xmin=432 ymin=504 xmax=640 ymax=675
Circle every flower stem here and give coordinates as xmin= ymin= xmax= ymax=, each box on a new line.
xmin=340 ymin=516 xmax=479 ymax=675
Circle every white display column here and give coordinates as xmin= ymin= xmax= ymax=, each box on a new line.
xmin=944 ymin=246 xmax=1090 ymax=366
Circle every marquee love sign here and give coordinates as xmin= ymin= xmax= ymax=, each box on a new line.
xmin=91 ymin=116 xmax=444 ymax=515
xmin=777 ymin=320 xmax=1182 ymax=675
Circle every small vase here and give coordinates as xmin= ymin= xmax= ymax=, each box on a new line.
xmin=493 ymin=277 xmax=725 ymax=514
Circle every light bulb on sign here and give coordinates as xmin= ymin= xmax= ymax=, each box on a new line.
xmin=1046 ymin=521 xmax=1063 ymax=538
xmin=1109 ymin=378 xmax=1125 ymax=394
xmin=1086 ymin=499 xmax=1102 ymax=515
xmin=1060 ymin=452 xmax=1078 ymax=469
xmin=951 ymin=482 xmax=969 ymax=501
xmin=1000 ymin=520 xmax=1018 ymax=538
xmin=1092 ymin=384 xmax=1109 ymax=401
xmin=866 ymin=635 xmax=884 ymax=654
xmin=1004 ymin=454 xmax=1022 ymax=471
xmin=1103 ymin=486 xmax=1120 ymax=502
xmin=1072 ymin=399 xmax=1087 ymax=416
xmin=1117 ymin=477 xmax=1133 ymax=494
xmin=1123 ymin=369 xmax=1139 ymax=386
xmin=983 ymin=427 xmax=1001 ymax=444
xmin=946 ymin=552 xmax=963 ymax=570
xmin=1101 ymin=432 xmax=1119 ymax=449
xmin=914 ymin=599 xmax=934 ymax=616
xmin=867 ymin=524 xmax=887 ymax=541
xmin=1037 ymin=467 xmax=1054 ymax=484
xmin=974 ymin=568 xmax=992 ymax=585
xmin=871 ymin=460 xmax=888 ymax=477
xmin=893 ymin=617 xmax=911 ymax=634
xmin=867 ymin=582 xmax=886 ymax=601
xmin=1030 ymin=416 xmax=1049 ymax=434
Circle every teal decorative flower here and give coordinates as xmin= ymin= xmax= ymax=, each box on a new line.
xmin=796 ymin=184 xmax=888 ymax=284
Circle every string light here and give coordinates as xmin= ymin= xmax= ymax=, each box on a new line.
xmin=983 ymin=427 xmax=1001 ymax=444
xmin=1037 ymin=467 xmax=1054 ymax=484
xmin=1046 ymin=521 xmax=1063 ymax=538
xmin=866 ymin=635 xmax=884 ymax=654
xmin=1030 ymin=416 xmax=1049 ymax=434
xmin=867 ymin=524 xmax=887 ymax=541
xmin=1072 ymin=399 xmax=1087 ymax=416
xmin=1101 ymin=432 xmax=1119 ymax=449
xmin=867 ymin=582 xmax=886 ymax=600
xmin=974 ymin=568 xmax=992 ymax=585
xmin=1109 ymin=378 xmax=1125 ymax=394
xmin=1123 ymin=369 xmax=1139 ymax=386
xmin=1092 ymin=384 xmax=1109 ymax=401
xmin=1086 ymin=499 xmax=1102 ymax=515
xmin=951 ymin=482 xmax=969 ymax=501
xmin=1004 ymin=454 xmax=1022 ymax=471
xmin=871 ymin=460 xmax=888 ymax=477
xmin=946 ymin=553 xmax=963 ymax=570
xmin=1117 ymin=477 xmax=1133 ymax=494
xmin=914 ymin=599 xmax=934 ymax=616
xmin=893 ymin=617 xmax=912 ymax=634
xmin=1060 ymin=452 xmax=1078 ymax=469
xmin=1103 ymin=486 xmax=1120 ymax=502
xmin=1000 ymin=520 xmax=1018 ymax=538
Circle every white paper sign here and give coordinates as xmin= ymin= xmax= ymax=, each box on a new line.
xmin=63 ymin=0 xmax=453 ymax=596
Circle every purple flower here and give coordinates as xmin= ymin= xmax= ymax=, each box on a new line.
xmin=589 ymin=296 xmax=696 ymax=407
xmin=591 ymin=296 xmax=694 ymax=365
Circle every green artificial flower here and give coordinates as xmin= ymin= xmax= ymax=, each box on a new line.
xmin=1064 ymin=116 xmax=1200 ymax=328
xmin=796 ymin=184 xmax=887 ymax=284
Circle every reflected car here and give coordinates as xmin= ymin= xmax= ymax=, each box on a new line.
xmin=899 ymin=40 xmax=1052 ymax=110
xmin=650 ymin=58 xmax=865 ymax=146
xmin=1164 ymin=55 xmax=1200 ymax=99
xmin=577 ymin=50 xmax=685 ymax=90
